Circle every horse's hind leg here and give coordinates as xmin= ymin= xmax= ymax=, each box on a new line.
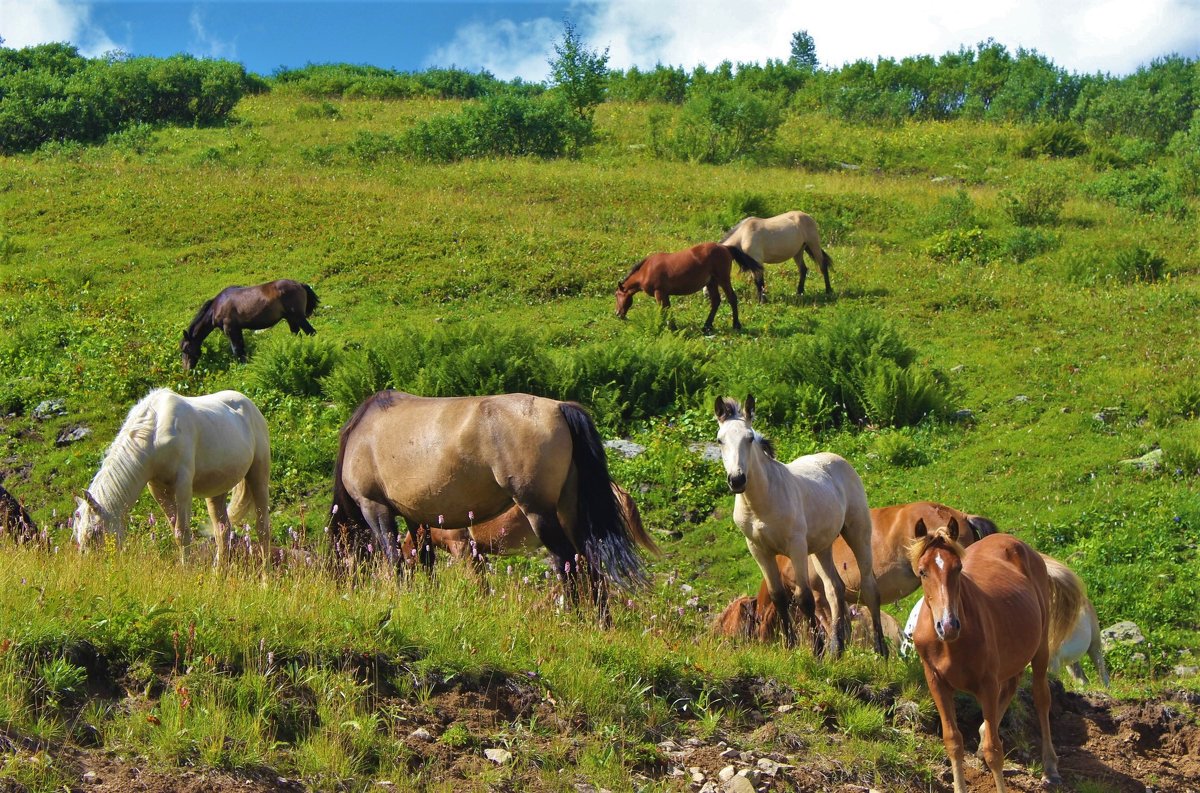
xmin=247 ymin=460 xmax=271 ymax=566
xmin=360 ymin=501 xmax=401 ymax=573
xmin=718 ymin=275 xmax=741 ymax=331
xmin=524 ymin=505 xmax=598 ymax=618
xmin=1031 ymin=645 xmax=1062 ymax=786
xmin=841 ymin=502 xmax=887 ymax=657
xmin=794 ymin=255 xmax=809 ymax=295
xmin=747 ymin=540 xmax=803 ymax=648
xmin=703 ymin=278 xmax=721 ymax=333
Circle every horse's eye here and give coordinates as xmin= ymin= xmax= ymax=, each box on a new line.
xmin=918 ymin=569 xmax=926 ymax=578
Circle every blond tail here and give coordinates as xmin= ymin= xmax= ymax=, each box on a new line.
xmin=1041 ymin=553 xmax=1087 ymax=659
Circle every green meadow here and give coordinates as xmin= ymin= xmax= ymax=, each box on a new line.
xmin=2 ymin=63 xmax=1199 ymax=790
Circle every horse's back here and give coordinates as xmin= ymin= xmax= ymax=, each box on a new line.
xmin=785 ymin=452 xmax=867 ymax=509
xmin=963 ymin=534 xmax=1050 ymax=659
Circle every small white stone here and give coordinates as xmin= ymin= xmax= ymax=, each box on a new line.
xmin=718 ymin=765 xmax=736 ymax=782
xmin=485 ymin=748 xmax=512 ymax=765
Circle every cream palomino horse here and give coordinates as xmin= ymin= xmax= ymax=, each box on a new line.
xmin=721 ymin=210 xmax=833 ymax=299
xmin=73 ymin=388 xmax=271 ymax=565
xmin=714 ymin=395 xmax=885 ymax=657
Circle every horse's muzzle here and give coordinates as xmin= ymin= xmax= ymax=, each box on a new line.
xmin=935 ymin=615 xmax=961 ymax=642
xmin=727 ymin=473 xmax=746 ymax=493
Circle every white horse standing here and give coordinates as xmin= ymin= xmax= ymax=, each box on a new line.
xmin=714 ymin=395 xmax=885 ymax=656
xmin=73 ymin=388 xmax=271 ymax=565
xmin=721 ymin=210 xmax=833 ymax=299
xmin=902 ymin=593 xmax=1110 ymax=687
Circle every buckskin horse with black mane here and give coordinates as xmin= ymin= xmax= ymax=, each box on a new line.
xmin=181 ymin=279 xmax=319 ymax=370
xmin=328 ymin=391 xmax=649 ymax=620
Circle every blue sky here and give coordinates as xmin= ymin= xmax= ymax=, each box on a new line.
xmin=4 ymin=0 xmax=1200 ymax=80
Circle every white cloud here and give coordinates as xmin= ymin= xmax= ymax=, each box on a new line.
xmin=435 ymin=0 xmax=1200 ymax=81
xmin=188 ymin=6 xmax=236 ymax=60
xmin=425 ymin=16 xmax=562 ymax=81
xmin=0 ymin=0 xmax=120 ymax=56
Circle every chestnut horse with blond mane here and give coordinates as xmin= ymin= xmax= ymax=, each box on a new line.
xmin=721 ymin=210 xmax=832 ymax=299
xmin=615 ymin=242 xmax=763 ymax=332
xmin=909 ymin=519 xmax=1084 ymax=793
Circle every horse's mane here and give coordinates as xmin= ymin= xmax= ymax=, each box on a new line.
xmin=754 ymin=431 xmax=776 ymax=459
xmin=620 ymin=257 xmax=648 ymax=286
xmin=89 ymin=389 xmax=165 ymax=509
xmin=719 ymin=217 xmax=749 ymax=244
xmin=185 ymin=298 xmax=216 ymax=337
xmin=906 ymin=526 xmax=966 ymax=572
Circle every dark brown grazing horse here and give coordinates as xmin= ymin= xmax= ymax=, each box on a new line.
xmin=181 ymin=279 xmax=319 ymax=371
xmin=0 ymin=482 xmax=38 ymax=545
xmin=615 ymin=242 xmax=763 ymax=332
xmin=399 ymin=483 xmax=658 ymax=566
xmin=748 ymin=502 xmax=998 ymax=642
xmin=910 ymin=520 xmax=1084 ymax=793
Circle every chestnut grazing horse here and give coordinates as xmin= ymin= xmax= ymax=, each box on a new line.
xmin=909 ymin=519 xmax=1084 ymax=793
xmin=399 ymin=483 xmax=658 ymax=566
xmin=615 ymin=242 xmax=763 ymax=332
xmin=328 ymin=391 xmax=648 ymax=617
xmin=396 ymin=482 xmax=657 ymax=563
xmin=0 ymin=481 xmax=39 ymax=545
xmin=713 ymin=595 xmax=902 ymax=651
xmin=181 ymin=279 xmax=319 ymax=370
xmin=721 ymin=210 xmax=833 ymax=298
xmin=714 ymin=394 xmax=885 ymax=657
xmin=750 ymin=502 xmax=997 ymax=641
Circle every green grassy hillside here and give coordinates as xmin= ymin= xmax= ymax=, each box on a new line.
xmin=1 ymin=91 xmax=1198 ymax=790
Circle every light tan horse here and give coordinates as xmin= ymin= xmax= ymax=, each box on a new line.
xmin=752 ymin=502 xmax=998 ymax=640
xmin=714 ymin=394 xmax=884 ymax=657
xmin=399 ymin=483 xmax=658 ymax=565
xmin=909 ymin=520 xmax=1084 ymax=793
xmin=72 ymin=388 xmax=271 ymax=565
xmin=721 ymin=210 xmax=833 ymax=299
xmin=328 ymin=391 xmax=648 ymax=613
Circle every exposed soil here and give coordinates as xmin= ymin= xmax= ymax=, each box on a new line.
xmin=2 ymin=683 xmax=1197 ymax=792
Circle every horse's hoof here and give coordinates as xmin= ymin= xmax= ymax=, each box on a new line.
xmin=1042 ymin=772 xmax=1063 ymax=787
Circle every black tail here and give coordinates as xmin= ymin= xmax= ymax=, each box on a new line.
xmin=302 ymin=283 xmax=320 ymax=317
xmin=967 ymin=514 xmax=999 ymax=540
xmin=725 ymin=245 xmax=763 ymax=275
xmin=559 ymin=402 xmax=648 ymax=592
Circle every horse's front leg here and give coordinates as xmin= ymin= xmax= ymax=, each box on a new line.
xmin=1030 ymin=644 xmax=1062 ymax=786
xmin=204 ymin=494 xmax=231 ymax=567
xmin=809 ymin=547 xmax=849 ymax=657
xmin=977 ymin=679 xmax=1011 ymax=792
xmin=147 ymin=481 xmax=177 ymax=551
xmin=225 ymin=325 xmax=247 ymax=363
xmin=746 ymin=539 xmax=796 ymax=647
xmin=172 ymin=472 xmax=194 ymax=563
xmin=653 ymin=292 xmax=674 ymax=332
xmin=924 ymin=667 xmax=968 ymax=793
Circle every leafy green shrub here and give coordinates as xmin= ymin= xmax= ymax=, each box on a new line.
xmin=249 ymin=335 xmax=341 ymax=398
xmin=743 ymin=382 xmax=834 ymax=434
xmin=924 ymin=228 xmax=998 ymax=264
xmin=999 ymin=178 xmax=1067 ymax=226
xmin=438 ymin=724 xmax=476 ymax=748
xmin=1063 ymin=245 xmax=1163 ymax=286
xmin=872 ymin=432 xmax=930 ymax=467
xmin=925 ymin=189 xmax=979 ymax=233
xmin=38 ymin=657 xmax=87 ymax=707
xmin=348 ymin=131 xmax=402 ymax=163
xmin=1147 ymin=382 xmax=1200 ymax=426
xmin=1002 ymin=227 xmax=1059 ymax=263
xmin=400 ymin=95 xmax=586 ymax=162
xmin=1018 ymin=122 xmax=1087 ymax=158
xmin=300 ymin=144 xmax=337 ymax=166
xmin=1160 ymin=421 xmax=1200 ymax=476
xmin=294 ymin=102 xmax=341 ymax=120
xmin=1112 ymin=246 xmax=1165 ymax=283
xmin=652 ymin=86 xmax=783 ymax=164
xmin=1086 ymin=167 xmax=1189 ymax=217
xmin=553 ymin=335 xmax=713 ymax=431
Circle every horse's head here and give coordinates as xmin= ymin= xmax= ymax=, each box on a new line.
xmin=180 ymin=331 xmax=201 ymax=371
xmin=714 ymin=394 xmax=763 ymax=494
xmin=73 ymin=490 xmax=114 ymax=552
xmin=614 ymin=282 xmax=634 ymax=319
xmin=909 ymin=518 xmax=965 ymax=642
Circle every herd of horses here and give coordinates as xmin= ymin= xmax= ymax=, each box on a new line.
xmin=4 ymin=210 xmax=1107 ymax=790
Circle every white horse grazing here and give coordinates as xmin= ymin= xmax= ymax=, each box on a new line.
xmin=73 ymin=388 xmax=271 ymax=565
xmin=721 ymin=210 xmax=833 ymax=299
xmin=903 ymin=593 xmax=1110 ymax=687
xmin=714 ymin=395 xmax=885 ymax=657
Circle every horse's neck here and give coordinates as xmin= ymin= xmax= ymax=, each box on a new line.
xmin=189 ymin=314 xmax=216 ymax=341
xmin=89 ymin=441 xmax=152 ymax=523
xmin=741 ymin=445 xmax=790 ymax=511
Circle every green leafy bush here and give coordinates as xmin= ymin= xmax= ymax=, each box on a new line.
xmin=294 ymin=101 xmax=341 ymax=120
xmin=348 ymin=131 xmax=402 ymax=163
xmin=1086 ymin=167 xmax=1189 ymax=217
xmin=872 ymin=431 xmax=930 ymax=467
xmin=249 ymin=335 xmax=341 ymax=398
xmin=1018 ymin=122 xmax=1087 ymax=158
xmin=999 ymin=178 xmax=1067 ymax=226
xmin=1112 ymin=246 xmax=1165 ymax=283
xmin=1002 ymin=227 xmax=1059 ymax=263
xmin=399 ymin=95 xmax=586 ymax=162
xmin=652 ymin=86 xmax=783 ymax=164
xmin=924 ymin=228 xmax=998 ymax=264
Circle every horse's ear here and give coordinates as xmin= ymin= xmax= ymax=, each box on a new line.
xmin=914 ymin=518 xmax=928 ymax=538
xmin=83 ymin=490 xmax=105 ymax=516
xmin=945 ymin=517 xmax=960 ymax=542
xmin=181 ymin=330 xmax=191 ymax=341
xmin=744 ymin=394 xmax=755 ymax=423
xmin=714 ymin=396 xmax=733 ymax=423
